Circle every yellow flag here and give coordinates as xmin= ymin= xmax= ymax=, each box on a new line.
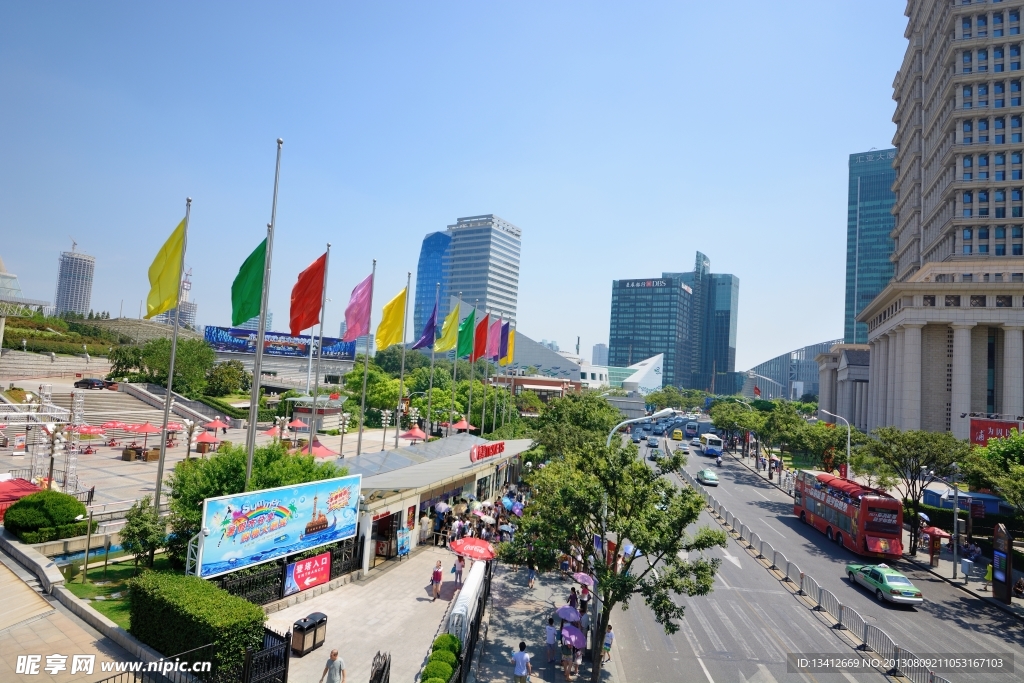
xmin=501 ymin=329 xmax=515 ymax=366
xmin=145 ymin=218 xmax=186 ymax=319
xmin=434 ymin=303 xmax=460 ymax=353
xmin=375 ymin=287 xmax=407 ymax=351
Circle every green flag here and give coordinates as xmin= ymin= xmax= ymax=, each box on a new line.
xmin=231 ymin=239 xmax=267 ymax=327
xmin=456 ymin=308 xmax=475 ymax=358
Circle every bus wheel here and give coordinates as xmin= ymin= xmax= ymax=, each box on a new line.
xmin=826 ymin=527 xmax=834 ymax=541
xmin=800 ymin=511 xmax=806 ymax=524
xmin=835 ymin=533 xmax=843 ymax=548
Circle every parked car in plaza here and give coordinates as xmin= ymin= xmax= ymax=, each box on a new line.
xmin=74 ymin=378 xmax=108 ymax=390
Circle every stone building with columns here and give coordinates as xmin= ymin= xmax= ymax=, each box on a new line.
xmin=816 ymin=345 xmax=871 ymax=432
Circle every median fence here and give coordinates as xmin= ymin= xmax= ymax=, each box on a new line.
xmin=678 ymin=469 xmax=953 ymax=683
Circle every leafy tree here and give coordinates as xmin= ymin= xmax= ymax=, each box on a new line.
xmin=758 ymin=401 xmax=805 ymax=457
xmin=801 ymin=420 xmax=866 ymax=471
xmin=205 ymin=360 xmax=250 ymax=397
xmin=164 ymin=441 xmax=345 ymax=568
xmin=799 ymin=393 xmax=818 ymax=404
xmin=141 ymin=338 xmax=216 ymax=399
xmin=533 ymin=392 xmax=622 ymax=459
xmin=968 ymin=429 xmax=1024 ymax=527
xmin=374 ymin=345 xmax=431 ymax=377
xmin=411 ymin=387 xmax=463 ymax=427
xmin=863 ymin=427 xmax=970 ymax=554
xmin=850 ymin=448 xmax=895 ymax=490
xmin=121 ymin=496 xmax=165 ymax=572
xmin=504 ymin=439 xmax=727 ymax=683
xmin=515 ymin=390 xmax=544 ymax=415
xmin=108 ymin=345 xmax=143 ymax=377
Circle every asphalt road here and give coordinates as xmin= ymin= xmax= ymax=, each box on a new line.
xmin=650 ymin=434 xmax=1024 ymax=683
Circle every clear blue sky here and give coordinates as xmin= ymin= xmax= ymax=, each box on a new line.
xmin=0 ymin=2 xmax=907 ymax=370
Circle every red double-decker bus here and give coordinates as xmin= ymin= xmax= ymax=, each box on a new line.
xmin=793 ymin=470 xmax=903 ymax=560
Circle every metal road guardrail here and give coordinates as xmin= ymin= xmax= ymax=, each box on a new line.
xmin=680 ymin=472 xmax=959 ymax=682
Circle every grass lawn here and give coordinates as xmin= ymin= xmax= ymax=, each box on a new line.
xmin=64 ymin=556 xmax=178 ymax=630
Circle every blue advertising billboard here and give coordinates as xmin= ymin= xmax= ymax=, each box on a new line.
xmin=197 ymin=474 xmax=362 ymax=578
xmin=204 ymin=325 xmax=355 ymax=360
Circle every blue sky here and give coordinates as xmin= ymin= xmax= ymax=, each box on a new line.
xmin=1 ymin=2 xmax=907 ymax=370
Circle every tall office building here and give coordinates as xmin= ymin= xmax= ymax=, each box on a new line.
xmin=413 ymin=231 xmax=451 ymax=334
xmin=666 ymin=252 xmax=740 ymax=389
xmin=859 ymin=0 xmax=1024 ymax=438
xmin=844 ymin=149 xmax=897 ymax=343
xmin=608 ymin=276 xmax=692 ymax=388
xmin=54 ymin=248 xmax=95 ymax=317
xmin=238 ymin=311 xmax=273 ymax=331
xmin=592 ymin=343 xmax=608 ymax=366
xmin=441 ymin=215 xmax=521 ymax=324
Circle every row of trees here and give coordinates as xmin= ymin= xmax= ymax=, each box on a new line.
xmin=107 ymin=339 xmax=250 ymax=399
xmin=502 ymin=393 xmax=727 ymax=683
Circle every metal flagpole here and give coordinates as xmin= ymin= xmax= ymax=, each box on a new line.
xmin=491 ymin=312 xmax=501 ymax=431
xmin=308 ymin=244 xmax=331 ymax=455
xmin=467 ymin=299 xmax=478 ymax=434
xmin=425 ymin=282 xmax=439 ymax=437
xmin=394 ymin=272 xmax=411 ymax=449
xmin=481 ymin=355 xmax=489 ymax=434
xmin=244 ymin=138 xmax=282 ymax=490
xmin=305 ymin=327 xmax=315 ymax=394
xmin=448 ymin=292 xmax=461 ymax=437
xmin=153 ymin=197 xmax=191 ymax=511
xmin=355 ymin=260 xmax=376 ymax=456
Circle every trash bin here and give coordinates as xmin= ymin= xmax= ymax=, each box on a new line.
xmin=961 ymin=558 xmax=974 ymax=581
xmin=291 ymin=617 xmax=316 ymax=657
xmin=308 ymin=612 xmax=328 ymax=651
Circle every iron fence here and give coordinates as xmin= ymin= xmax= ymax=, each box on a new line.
xmin=759 ymin=540 xmax=773 ymax=562
xmin=329 ymin=536 xmax=361 ymax=578
xmin=369 ymin=651 xmax=391 ymax=683
xmin=749 ymin=532 xmax=761 ymax=553
xmin=864 ymin=624 xmax=898 ymax=674
xmin=785 ymin=560 xmax=801 ymax=586
xmin=897 ymin=647 xmax=931 ymax=683
xmin=801 ymin=573 xmax=821 ymax=607
xmin=241 ymin=627 xmax=290 ymax=683
xmin=838 ymin=605 xmax=866 ymax=643
xmin=771 ymin=549 xmax=784 ymax=571
xmin=217 ymin=562 xmax=285 ymax=606
xmin=818 ymin=589 xmax=841 ymax=624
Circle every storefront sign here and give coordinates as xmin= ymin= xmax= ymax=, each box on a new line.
xmin=204 ymin=325 xmax=354 ymax=360
xmin=197 ymin=474 xmax=361 ymax=578
xmin=470 ymin=441 xmax=505 ymax=463
xmin=406 ymin=505 xmax=416 ymax=530
xmin=283 ymin=551 xmax=331 ymax=597
xmin=971 ymin=500 xmax=986 ymax=518
xmin=373 ymin=510 xmax=393 ymax=521
xmin=397 ymin=527 xmax=410 ymax=556
xmin=992 ymin=523 xmax=1014 ymax=604
xmin=969 ymin=418 xmax=1023 ymax=446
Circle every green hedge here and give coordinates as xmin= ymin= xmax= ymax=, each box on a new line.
xmin=423 ymin=679 xmax=447 ymax=683
xmin=909 ymin=502 xmax=1023 ymax=537
xmin=432 ymin=633 xmax=462 ymax=657
xmin=429 ymin=649 xmax=457 ymax=667
xmin=196 ymin=396 xmax=274 ymax=423
xmin=4 ymin=490 xmax=86 ymax=536
xmin=128 ymin=572 xmax=264 ymax=677
xmin=19 ymin=521 xmax=98 ymax=544
xmin=421 ymin=661 xmax=453 ymax=682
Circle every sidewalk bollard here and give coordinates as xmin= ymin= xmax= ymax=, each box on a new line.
xmin=798 ymin=572 xmax=805 ymax=595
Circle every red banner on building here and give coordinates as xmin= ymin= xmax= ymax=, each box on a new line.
xmin=283 ymin=550 xmax=331 ymax=596
xmin=470 ymin=441 xmax=506 ymax=463
xmin=969 ymin=418 xmax=1023 ymax=447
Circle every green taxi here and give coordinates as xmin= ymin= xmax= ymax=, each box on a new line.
xmin=846 ymin=562 xmax=923 ymax=605
xmin=696 ymin=469 xmax=719 ymax=486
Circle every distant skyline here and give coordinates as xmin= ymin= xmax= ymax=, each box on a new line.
xmin=0 ymin=2 xmax=907 ymax=369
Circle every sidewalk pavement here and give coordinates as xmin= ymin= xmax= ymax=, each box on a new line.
xmin=265 ymin=544 xmax=459 ymax=683
xmin=471 ymin=564 xmax=623 ymax=683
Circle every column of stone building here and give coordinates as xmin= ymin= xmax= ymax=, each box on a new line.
xmin=868 ymin=341 xmax=879 ymax=431
xmin=886 ymin=331 xmax=897 ymax=426
xmin=858 ymin=381 xmax=869 ymax=431
xmin=819 ymin=364 xmax=834 ymax=421
xmin=1002 ymin=325 xmax=1024 ymax=420
xmin=901 ymin=324 xmax=923 ymax=430
xmin=951 ymin=323 xmax=975 ymax=441
xmin=876 ymin=335 xmax=889 ymax=429
xmin=893 ymin=328 xmax=905 ymax=428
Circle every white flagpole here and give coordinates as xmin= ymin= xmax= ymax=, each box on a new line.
xmin=153 ymin=197 xmax=191 ymax=511
xmin=448 ymin=293 xmax=461 ymax=437
xmin=245 ymin=138 xmax=282 ymax=490
xmin=394 ymin=272 xmax=411 ymax=449
xmin=426 ymin=282 xmax=439 ymax=436
xmin=355 ymin=260 xmax=376 ymax=456
xmin=481 ymin=353 xmax=489 ymax=434
xmin=308 ymin=244 xmax=331 ymax=455
xmin=467 ymin=299 xmax=478 ymax=433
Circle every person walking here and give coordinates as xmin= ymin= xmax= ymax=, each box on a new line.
xmin=568 ymin=587 xmax=578 ymax=609
xmin=319 ymin=649 xmax=346 ymax=683
xmin=579 ymin=608 xmax=591 ymax=655
xmin=528 ymin=559 xmax=538 ymax=589
xmin=579 ymin=584 xmax=590 ymax=613
xmin=545 ymin=617 xmax=558 ymax=663
xmin=560 ymin=636 xmax=573 ymax=680
xmin=602 ymin=625 xmax=614 ymax=663
xmin=455 ymin=555 xmax=465 ymax=585
xmin=510 ymin=641 xmax=532 ymax=683
xmin=431 ymin=560 xmax=443 ymax=601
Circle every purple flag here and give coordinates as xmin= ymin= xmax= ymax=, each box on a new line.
xmin=499 ymin=322 xmax=510 ymax=360
xmin=342 ymin=273 xmax=374 ymax=342
xmin=411 ymin=302 xmax=437 ymax=350
xmin=487 ymin=317 xmax=501 ymax=360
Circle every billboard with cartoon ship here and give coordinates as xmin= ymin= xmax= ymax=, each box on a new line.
xmin=196 ymin=474 xmax=361 ymax=578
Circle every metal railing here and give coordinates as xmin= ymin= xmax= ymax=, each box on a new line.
xmin=864 ymin=624 xmax=898 ymax=674
xmin=801 ymin=573 xmax=821 ymax=607
xmin=839 ymin=604 xmax=865 ymax=641
xmin=818 ymin=589 xmax=841 ymax=625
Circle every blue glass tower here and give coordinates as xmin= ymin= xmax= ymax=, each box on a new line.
xmin=844 ymin=149 xmax=896 ymax=343
xmin=414 ymin=231 xmax=452 ymax=335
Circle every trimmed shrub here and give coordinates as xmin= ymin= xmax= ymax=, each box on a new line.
xmin=421 ymin=661 xmax=453 ymax=682
xmin=18 ymin=521 xmax=97 ymax=544
xmin=429 ymin=649 xmax=457 ymax=667
xmin=423 ymin=679 xmax=447 ymax=683
xmin=432 ymin=633 xmax=462 ymax=657
xmin=128 ymin=572 xmax=264 ymax=677
xmin=4 ymin=490 xmax=86 ymax=536
xmin=908 ymin=502 xmax=1023 ymax=537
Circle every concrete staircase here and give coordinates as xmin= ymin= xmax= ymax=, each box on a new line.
xmin=0 ymin=350 xmax=111 ymax=382
xmin=50 ymin=389 xmax=169 ymax=437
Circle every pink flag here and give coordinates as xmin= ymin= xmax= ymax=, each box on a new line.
xmin=342 ymin=273 xmax=374 ymax=342
xmin=487 ymin=317 xmax=502 ymax=360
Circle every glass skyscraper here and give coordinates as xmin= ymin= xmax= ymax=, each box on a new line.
xmin=413 ymin=231 xmax=451 ymax=334
xmin=844 ymin=149 xmax=896 ymax=343
xmin=440 ymin=215 xmax=521 ymax=324
xmin=608 ymin=277 xmax=692 ymax=388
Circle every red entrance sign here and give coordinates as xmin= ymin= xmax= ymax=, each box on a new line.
xmin=283 ymin=550 xmax=331 ymax=596
xmin=969 ymin=418 xmax=1023 ymax=447
xmin=470 ymin=441 xmax=505 ymax=463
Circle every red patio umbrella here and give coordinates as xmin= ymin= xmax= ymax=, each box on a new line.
xmin=100 ymin=420 xmax=127 ymax=430
xmin=449 ymin=537 xmax=495 ymax=561
xmin=290 ymin=439 xmax=338 ymax=458
xmin=195 ymin=431 xmax=219 ymax=444
xmin=204 ymin=418 xmax=230 ymax=431
xmin=134 ymin=422 xmax=162 ymax=449
xmin=399 ymin=426 xmax=427 ymax=442
xmin=451 ymin=419 xmax=476 ymax=431
xmin=263 ymin=426 xmax=281 ymax=438
xmin=165 ymin=422 xmax=184 ymax=432
xmin=287 ymin=418 xmax=308 ymax=429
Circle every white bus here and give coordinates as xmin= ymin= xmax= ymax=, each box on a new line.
xmin=700 ymin=433 xmax=723 ymax=457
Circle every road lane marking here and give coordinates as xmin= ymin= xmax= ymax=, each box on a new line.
xmin=680 ymin=617 xmax=704 ymax=656
xmin=697 ymin=656 xmax=716 ymax=683
xmin=752 ymin=489 xmax=770 ymax=500
xmin=689 ymin=602 xmax=727 ymax=652
xmin=763 ymin=521 xmax=786 ymax=538
xmin=722 ymin=549 xmax=743 ymax=569
xmin=716 ymin=572 xmax=732 ymax=589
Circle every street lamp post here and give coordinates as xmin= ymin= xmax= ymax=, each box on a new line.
xmin=819 ymin=409 xmax=851 ymax=478
xmin=736 ymin=400 xmax=754 ymax=460
xmin=339 ymin=412 xmax=351 ymax=457
xmin=927 ymin=464 xmax=962 ymax=579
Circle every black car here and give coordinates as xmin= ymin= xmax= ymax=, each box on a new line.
xmin=631 ymin=431 xmax=643 ymax=443
xmin=652 ymin=426 xmax=665 ymax=435
xmin=74 ymin=378 xmax=107 ymax=390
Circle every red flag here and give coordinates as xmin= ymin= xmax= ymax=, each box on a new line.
xmin=290 ymin=253 xmax=327 ymax=336
xmin=472 ymin=314 xmax=489 ymax=362
xmin=753 ymin=385 xmax=761 ymax=398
